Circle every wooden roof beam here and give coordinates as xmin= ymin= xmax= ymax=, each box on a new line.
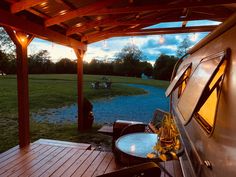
xmin=45 ymin=0 xmax=120 ymax=27
xmin=11 ymin=0 xmax=46 ymax=13
xmin=85 ymin=25 xmax=218 ymax=43
xmin=85 ymin=0 xmax=236 ymax=16
xmin=67 ymin=15 xmax=226 ymax=36
xmin=82 ymin=26 xmax=128 ymax=42
xmin=108 ymin=25 xmax=217 ymax=36
xmin=182 ymin=21 xmax=188 ymax=27
xmin=67 ymin=15 xmax=126 ymax=36
xmin=0 ymin=8 xmax=86 ymax=50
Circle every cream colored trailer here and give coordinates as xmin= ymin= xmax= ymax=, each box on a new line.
xmin=168 ymin=13 xmax=236 ymax=177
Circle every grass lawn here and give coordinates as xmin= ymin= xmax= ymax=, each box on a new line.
xmin=0 ymin=74 xmax=169 ymax=152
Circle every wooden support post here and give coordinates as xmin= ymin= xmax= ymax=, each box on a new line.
xmin=73 ymin=48 xmax=86 ymax=131
xmin=4 ymin=27 xmax=34 ymax=148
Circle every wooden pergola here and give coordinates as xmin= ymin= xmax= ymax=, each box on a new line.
xmin=0 ymin=0 xmax=236 ymax=148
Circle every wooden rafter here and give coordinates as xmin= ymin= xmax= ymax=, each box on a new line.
xmin=84 ymin=25 xmax=218 ymax=43
xmin=82 ymin=26 xmax=128 ymax=42
xmin=66 ymin=14 xmax=126 ymax=36
xmin=109 ymin=25 xmax=217 ymax=36
xmin=85 ymin=0 xmax=236 ymax=16
xmin=45 ymin=0 xmax=120 ymax=27
xmin=11 ymin=0 xmax=46 ymax=13
xmin=181 ymin=8 xmax=189 ymax=27
xmin=182 ymin=21 xmax=188 ymax=27
xmin=67 ymin=15 xmax=226 ymax=36
xmin=0 ymin=8 xmax=86 ymax=50
xmin=191 ymin=7 xmax=233 ymax=17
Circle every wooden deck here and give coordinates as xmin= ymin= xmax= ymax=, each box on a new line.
xmin=0 ymin=139 xmax=183 ymax=177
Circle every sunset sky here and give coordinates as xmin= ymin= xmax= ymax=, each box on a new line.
xmin=27 ymin=20 xmax=221 ymax=64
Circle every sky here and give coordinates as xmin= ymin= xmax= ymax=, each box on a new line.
xmin=27 ymin=20 xmax=221 ymax=64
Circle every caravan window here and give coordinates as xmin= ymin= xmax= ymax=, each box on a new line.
xmin=177 ymin=51 xmax=228 ymax=126
xmin=178 ymin=66 xmax=192 ymax=98
xmin=165 ymin=63 xmax=192 ymax=97
xmin=194 ymin=61 xmax=226 ymax=133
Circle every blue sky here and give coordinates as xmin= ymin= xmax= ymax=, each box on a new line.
xmin=27 ymin=20 xmax=221 ymax=64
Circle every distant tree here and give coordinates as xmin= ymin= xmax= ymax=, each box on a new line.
xmin=116 ymin=44 xmax=143 ymax=62
xmin=29 ymin=50 xmax=54 ymax=73
xmin=0 ymin=28 xmax=15 ymax=53
xmin=141 ymin=61 xmax=153 ymax=76
xmin=176 ymin=37 xmax=191 ymax=58
xmin=115 ymin=44 xmax=146 ymax=77
xmin=0 ymin=50 xmax=9 ymax=74
xmin=0 ymin=28 xmax=16 ymax=74
xmin=55 ymin=58 xmax=76 ymax=73
xmin=153 ymin=54 xmax=178 ymax=81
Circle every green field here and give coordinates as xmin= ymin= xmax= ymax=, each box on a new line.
xmin=0 ymin=74 xmax=169 ymax=152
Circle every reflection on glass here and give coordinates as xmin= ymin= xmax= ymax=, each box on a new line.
xmin=130 ymin=144 xmax=136 ymax=152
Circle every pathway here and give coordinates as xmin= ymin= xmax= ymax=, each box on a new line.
xmin=33 ymin=84 xmax=169 ymax=124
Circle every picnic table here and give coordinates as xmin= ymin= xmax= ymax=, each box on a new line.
xmin=91 ymin=77 xmax=112 ymax=89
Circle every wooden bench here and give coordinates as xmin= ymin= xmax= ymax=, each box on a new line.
xmin=98 ymin=125 xmax=114 ymax=136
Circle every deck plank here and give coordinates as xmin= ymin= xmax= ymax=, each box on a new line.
xmin=0 ymin=145 xmax=19 ymax=159
xmin=92 ymin=152 xmax=114 ymax=177
xmin=0 ymin=140 xmax=183 ymax=177
xmin=71 ymin=150 xmax=100 ymax=177
xmin=0 ymin=145 xmax=52 ymax=177
xmin=105 ymin=157 xmax=122 ymax=173
xmin=81 ymin=152 xmax=107 ymax=177
xmin=60 ymin=150 xmax=94 ymax=177
xmin=0 ymin=143 xmax=39 ymax=168
xmin=50 ymin=149 xmax=86 ymax=177
xmin=9 ymin=146 xmax=58 ymax=177
xmin=0 ymin=144 xmax=45 ymax=175
xmin=29 ymin=147 xmax=72 ymax=177
xmin=19 ymin=147 xmax=65 ymax=177
xmin=98 ymin=125 xmax=113 ymax=135
xmin=34 ymin=139 xmax=91 ymax=149
xmin=40 ymin=148 xmax=78 ymax=177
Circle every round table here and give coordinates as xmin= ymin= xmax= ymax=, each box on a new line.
xmin=115 ymin=132 xmax=183 ymax=177
xmin=115 ymin=133 xmax=159 ymax=165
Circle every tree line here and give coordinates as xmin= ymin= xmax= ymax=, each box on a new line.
xmin=0 ymin=28 xmax=190 ymax=81
xmin=0 ymin=45 xmax=179 ymax=81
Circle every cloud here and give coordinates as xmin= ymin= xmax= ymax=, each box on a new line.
xmin=28 ymin=31 xmax=210 ymax=63
xmin=29 ymin=38 xmax=76 ymax=62
xmin=142 ymin=35 xmax=180 ymax=50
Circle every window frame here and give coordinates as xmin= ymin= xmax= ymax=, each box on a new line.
xmin=177 ymin=66 xmax=192 ymax=98
xmin=165 ymin=62 xmax=192 ymax=97
xmin=177 ymin=50 xmax=229 ymax=128
xmin=194 ymin=71 xmax=225 ymax=134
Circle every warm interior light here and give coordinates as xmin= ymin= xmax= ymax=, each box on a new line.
xmin=20 ymin=37 xmax=26 ymax=43
xmin=129 ymin=0 xmax=134 ymax=3
xmin=159 ymin=35 xmax=165 ymax=44
xmin=130 ymin=24 xmax=140 ymax=29
xmin=96 ymin=16 xmax=103 ymax=20
xmin=59 ymin=10 xmax=67 ymax=15
xmin=40 ymin=2 xmax=47 ymax=6
xmin=75 ymin=23 xmax=82 ymax=27
xmin=40 ymin=1 xmax=48 ymax=10
xmin=197 ymin=61 xmax=226 ymax=128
